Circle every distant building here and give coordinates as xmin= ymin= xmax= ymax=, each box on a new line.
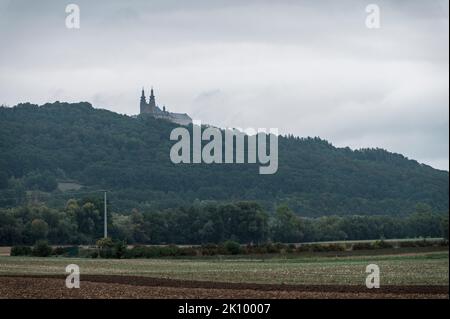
xmin=139 ymin=87 xmax=192 ymax=126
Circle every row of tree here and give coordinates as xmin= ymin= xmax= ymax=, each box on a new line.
xmin=0 ymin=200 xmax=447 ymax=245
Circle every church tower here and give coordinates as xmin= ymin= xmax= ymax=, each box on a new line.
xmin=148 ymin=87 xmax=156 ymax=111
xmin=140 ymin=88 xmax=147 ymax=114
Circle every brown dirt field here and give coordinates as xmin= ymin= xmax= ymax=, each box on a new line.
xmin=0 ymin=275 xmax=448 ymax=299
xmin=0 ymin=247 xmax=11 ymax=256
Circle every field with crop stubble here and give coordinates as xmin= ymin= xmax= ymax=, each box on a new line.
xmin=0 ymin=249 xmax=448 ymax=299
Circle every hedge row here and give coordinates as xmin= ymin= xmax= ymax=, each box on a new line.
xmin=11 ymin=241 xmax=79 ymax=257
xmin=10 ymin=239 xmax=448 ymax=258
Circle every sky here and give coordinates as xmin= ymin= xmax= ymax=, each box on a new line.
xmin=0 ymin=0 xmax=448 ymax=170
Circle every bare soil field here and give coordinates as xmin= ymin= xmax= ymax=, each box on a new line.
xmin=0 ymin=247 xmax=11 ymax=257
xmin=0 ymin=275 xmax=447 ymax=299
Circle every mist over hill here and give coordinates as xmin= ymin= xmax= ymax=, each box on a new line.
xmin=0 ymin=101 xmax=448 ymax=216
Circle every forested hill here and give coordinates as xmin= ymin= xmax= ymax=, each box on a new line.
xmin=0 ymin=102 xmax=448 ymax=216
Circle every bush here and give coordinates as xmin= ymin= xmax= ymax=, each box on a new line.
xmin=285 ymin=243 xmax=296 ymax=253
xmin=32 ymin=240 xmax=52 ymax=257
xmin=296 ymin=244 xmax=310 ymax=253
xmin=126 ymin=245 xmax=147 ymax=258
xmin=96 ymin=237 xmax=115 ymax=258
xmin=264 ymin=243 xmax=280 ymax=254
xmin=113 ymin=241 xmax=127 ymax=259
xmin=438 ymin=239 xmax=449 ymax=247
xmin=10 ymin=245 xmax=32 ymax=256
xmin=224 ymin=240 xmax=241 ymax=255
xmin=326 ymin=243 xmax=346 ymax=252
xmin=398 ymin=240 xmax=427 ymax=248
xmin=352 ymin=242 xmax=374 ymax=250
xmin=65 ymin=246 xmax=80 ymax=257
xmin=179 ymin=247 xmax=198 ymax=256
xmin=77 ymin=248 xmax=98 ymax=258
xmin=159 ymin=245 xmax=181 ymax=257
xmin=200 ymin=243 xmax=220 ymax=256
xmin=52 ymin=247 xmax=67 ymax=256
xmin=309 ymin=244 xmax=326 ymax=252
xmin=372 ymin=240 xmax=393 ymax=249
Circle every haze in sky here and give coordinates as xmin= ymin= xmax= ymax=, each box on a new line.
xmin=0 ymin=0 xmax=448 ymax=170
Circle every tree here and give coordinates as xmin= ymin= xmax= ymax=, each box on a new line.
xmin=30 ymin=219 xmax=49 ymax=241
xmin=32 ymin=240 xmax=52 ymax=257
xmin=440 ymin=215 xmax=449 ymax=239
xmin=271 ymin=205 xmax=304 ymax=243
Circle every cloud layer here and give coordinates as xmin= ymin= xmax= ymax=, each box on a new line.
xmin=0 ymin=0 xmax=448 ymax=169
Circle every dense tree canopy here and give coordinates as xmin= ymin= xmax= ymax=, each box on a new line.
xmin=0 ymin=201 xmax=447 ymax=246
xmin=0 ymin=102 xmax=448 ymax=216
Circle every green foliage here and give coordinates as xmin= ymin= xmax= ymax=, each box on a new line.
xmin=352 ymin=242 xmax=374 ymax=250
xmin=0 ymin=171 xmax=8 ymax=189
xmin=10 ymin=238 xmax=450 ymax=259
xmin=372 ymin=240 xmax=393 ymax=249
xmin=297 ymin=243 xmax=346 ymax=253
xmin=95 ymin=238 xmax=128 ymax=259
xmin=224 ymin=240 xmax=241 ymax=255
xmin=0 ymin=200 xmax=448 ymax=246
xmin=30 ymin=219 xmax=49 ymax=241
xmin=0 ymin=102 xmax=448 ymax=216
xmin=24 ymin=171 xmax=57 ymax=192
xmin=271 ymin=205 xmax=304 ymax=243
xmin=441 ymin=215 xmax=449 ymax=240
xmin=10 ymin=245 xmax=32 ymax=256
xmin=96 ymin=237 xmax=114 ymax=258
xmin=113 ymin=240 xmax=127 ymax=259
xmin=52 ymin=246 xmax=79 ymax=257
xmin=32 ymin=240 xmax=52 ymax=257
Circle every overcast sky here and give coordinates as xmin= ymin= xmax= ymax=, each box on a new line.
xmin=0 ymin=0 xmax=448 ymax=170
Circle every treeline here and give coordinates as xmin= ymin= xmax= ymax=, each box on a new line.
xmin=0 ymin=200 xmax=447 ymax=246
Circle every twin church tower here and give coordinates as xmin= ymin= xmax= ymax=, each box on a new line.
xmin=139 ymin=87 xmax=192 ymax=126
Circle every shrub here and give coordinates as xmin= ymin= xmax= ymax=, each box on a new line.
xmin=352 ymin=242 xmax=374 ymax=250
xmin=96 ymin=237 xmax=115 ymax=258
xmin=78 ymin=248 xmax=98 ymax=258
xmin=224 ymin=240 xmax=241 ymax=255
xmin=32 ymin=240 xmax=52 ymax=257
xmin=264 ymin=243 xmax=280 ymax=254
xmin=65 ymin=246 xmax=79 ymax=257
xmin=296 ymin=244 xmax=310 ymax=253
xmin=52 ymin=246 xmax=67 ymax=256
xmin=179 ymin=247 xmax=198 ymax=256
xmin=286 ymin=244 xmax=296 ymax=253
xmin=326 ymin=243 xmax=346 ymax=252
xmin=252 ymin=245 xmax=268 ymax=254
xmin=372 ymin=240 xmax=393 ymax=249
xmin=10 ymin=245 xmax=32 ymax=256
xmin=200 ymin=243 xmax=220 ymax=256
xmin=438 ymin=239 xmax=449 ymax=247
xmin=160 ymin=245 xmax=181 ymax=257
xmin=309 ymin=244 xmax=325 ymax=252
xmin=143 ymin=247 xmax=162 ymax=258
xmin=113 ymin=241 xmax=127 ymax=259
xmin=127 ymin=245 xmax=147 ymax=258
xmin=398 ymin=239 xmax=437 ymax=248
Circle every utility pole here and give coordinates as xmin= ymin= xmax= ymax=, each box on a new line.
xmin=104 ymin=191 xmax=107 ymax=238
